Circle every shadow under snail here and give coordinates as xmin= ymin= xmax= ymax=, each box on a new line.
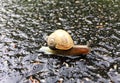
xmin=40 ymin=29 xmax=90 ymax=56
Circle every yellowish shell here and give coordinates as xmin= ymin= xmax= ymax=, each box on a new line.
xmin=47 ymin=29 xmax=74 ymax=50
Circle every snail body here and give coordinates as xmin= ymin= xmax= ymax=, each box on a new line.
xmin=40 ymin=29 xmax=90 ymax=56
xmin=40 ymin=45 xmax=90 ymax=56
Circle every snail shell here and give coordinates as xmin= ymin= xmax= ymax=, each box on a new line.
xmin=47 ymin=29 xmax=74 ymax=50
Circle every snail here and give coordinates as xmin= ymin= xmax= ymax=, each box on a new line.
xmin=40 ymin=29 xmax=90 ymax=56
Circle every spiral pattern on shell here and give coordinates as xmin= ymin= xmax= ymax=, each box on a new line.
xmin=47 ymin=29 xmax=74 ymax=50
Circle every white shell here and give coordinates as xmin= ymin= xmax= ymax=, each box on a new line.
xmin=47 ymin=29 xmax=74 ymax=50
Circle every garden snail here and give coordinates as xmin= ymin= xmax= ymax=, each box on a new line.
xmin=40 ymin=29 xmax=90 ymax=56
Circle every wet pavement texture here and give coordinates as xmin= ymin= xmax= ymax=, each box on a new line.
xmin=0 ymin=0 xmax=120 ymax=83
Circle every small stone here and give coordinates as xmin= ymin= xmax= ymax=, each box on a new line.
xmin=56 ymin=22 xmax=61 ymax=25
xmin=84 ymin=77 xmax=90 ymax=81
xmin=40 ymin=79 xmax=46 ymax=83
xmin=75 ymin=1 xmax=80 ymax=3
xmin=58 ymin=78 xmax=63 ymax=83
xmin=114 ymin=64 xmax=117 ymax=70
xmin=63 ymin=62 xmax=69 ymax=67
